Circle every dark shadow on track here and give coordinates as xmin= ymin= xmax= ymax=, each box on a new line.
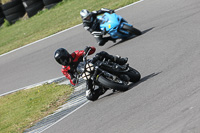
xmin=97 ymin=90 xmax=121 ymax=101
xmin=97 ymin=72 xmax=161 ymax=101
xmin=141 ymin=27 xmax=155 ymax=34
xmin=107 ymin=27 xmax=154 ymax=49
xmin=128 ymin=71 xmax=162 ymax=89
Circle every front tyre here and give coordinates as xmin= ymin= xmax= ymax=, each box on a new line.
xmin=126 ymin=67 xmax=141 ymax=83
xmin=122 ymin=24 xmax=142 ymax=36
xmin=98 ymin=75 xmax=129 ymax=91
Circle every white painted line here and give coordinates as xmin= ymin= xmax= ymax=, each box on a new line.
xmin=115 ymin=0 xmax=145 ymax=11
xmin=40 ymin=101 xmax=89 ymax=133
xmin=0 ymin=76 xmax=66 ymax=97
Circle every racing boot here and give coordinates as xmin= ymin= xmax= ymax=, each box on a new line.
xmin=98 ymin=39 xmax=108 ymax=46
xmin=95 ymin=87 xmax=108 ymax=96
xmin=86 ymin=89 xmax=99 ymax=101
xmin=114 ymin=55 xmax=128 ymax=65
xmin=86 ymin=80 xmax=99 ymax=101
xmin=108 ymin=37 xmax=116 ymax=43
xmin=99 ymin=37 xmax=116 ymax=46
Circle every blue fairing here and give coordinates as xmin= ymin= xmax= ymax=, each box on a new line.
xmin=97 ymin=13 xmax=133 ymax=39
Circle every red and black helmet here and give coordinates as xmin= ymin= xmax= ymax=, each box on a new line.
xmin=54 ymin=48 xmax=71 ymax=66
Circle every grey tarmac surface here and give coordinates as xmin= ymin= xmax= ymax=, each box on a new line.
xmin=1 ymin=0 xmax=200 ymax=132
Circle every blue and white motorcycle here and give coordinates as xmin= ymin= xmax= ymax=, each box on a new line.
xmin=97 ymin=12 xmax=142 ymax=40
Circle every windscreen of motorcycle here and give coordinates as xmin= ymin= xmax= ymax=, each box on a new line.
xmin=98 ymin=13 xmax=121 ymax=32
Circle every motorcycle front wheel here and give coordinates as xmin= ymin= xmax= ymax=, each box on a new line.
xmin=122 ymin=24 xmax=142 ymax=36
xmin=97 ymin=75 xmax=129 ymax=92
xmin=125 ymin=67 xmax=141 ymax=83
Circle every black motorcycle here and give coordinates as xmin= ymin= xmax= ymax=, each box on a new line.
xmin=76 ymin=49 xmax=141 ymax=101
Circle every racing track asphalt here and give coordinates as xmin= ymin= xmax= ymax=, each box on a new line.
xmin=1 ymin=0 xmax=200 ymax=132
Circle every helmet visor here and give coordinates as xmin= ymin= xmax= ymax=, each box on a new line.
xmin=59 ymin=56 xmax=71 ymax=66
xmin=85 ymin=15 xmax=91 ymax=21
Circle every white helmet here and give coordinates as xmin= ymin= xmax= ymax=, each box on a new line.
xmin=80 ymin=9 xmax=93 ymax=23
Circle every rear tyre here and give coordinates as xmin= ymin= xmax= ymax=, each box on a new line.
xmin=122 ymin=24 xmax=142 ymax=36
xmin=98 ymin=75 xmax=129 ymax=91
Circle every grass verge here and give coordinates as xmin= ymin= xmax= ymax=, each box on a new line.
xmin=0 ymin=0 xmax=139 ymax=55
xmin=0 ymin=83 xmax=73 ymax=133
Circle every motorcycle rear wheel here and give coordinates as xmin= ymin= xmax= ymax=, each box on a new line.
xmin=98 ymin=75 xmax=129 ymax=91
xmin=122 ymin=24 xmax=142 ymax=35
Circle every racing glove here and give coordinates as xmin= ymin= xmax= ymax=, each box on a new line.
xmin=72 ymin=78 xmax=78 ymax=85
xmin=84 ymin=46 xmax=92 ymax=54
xmin=109 ymin=10 xmax=115 ymax=14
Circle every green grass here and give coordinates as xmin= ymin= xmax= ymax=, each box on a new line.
xmin=0 ymin=0 xmax=139 ymax=55
xmin=0 ymin=83 xmax=73 ymax=133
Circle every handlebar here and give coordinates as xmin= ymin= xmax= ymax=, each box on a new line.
xmin=83 ymin=47 xmax=91 ymax=61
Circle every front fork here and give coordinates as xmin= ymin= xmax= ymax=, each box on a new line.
xmin=119 ymin=21 xmax=133 ymax=35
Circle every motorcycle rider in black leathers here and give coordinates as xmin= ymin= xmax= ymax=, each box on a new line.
xmin=54 ymin=46 xmax=128 ymax=101
xmin=80 ymin=8 xmax=116 ymax=46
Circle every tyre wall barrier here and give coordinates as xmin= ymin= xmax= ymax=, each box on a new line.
xmin=1 ymin=0 xmax=25 ymax=24
xmin=0 ymin=3 xmax=5 ymax=26
xmin=0 ymin=0 xmax=62 ymax=25
xmin=43 ymin=0 xmax=62 ymax=9
xmin=22 ymin=0 xmax=44 ymax=17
